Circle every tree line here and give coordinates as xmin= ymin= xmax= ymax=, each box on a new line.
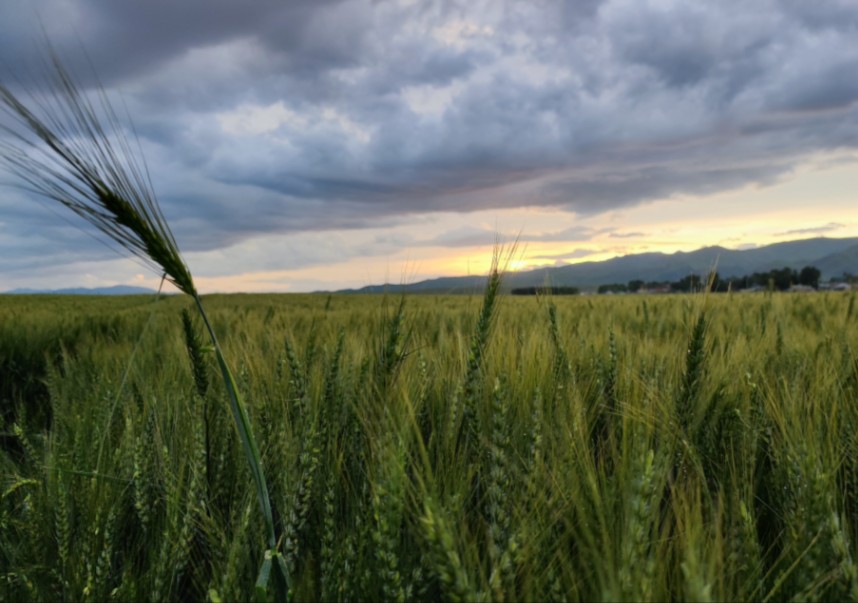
xmin=511 ymin=266 xmax=856 ymax=296
xmin=597 ymin=265 xmax=827 ymax=294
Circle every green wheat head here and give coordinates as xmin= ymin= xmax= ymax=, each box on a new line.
xmin=0 ymin=53 xmax=194 ymax=296
xmin=0 ymin=52 xmax=288 ymax=597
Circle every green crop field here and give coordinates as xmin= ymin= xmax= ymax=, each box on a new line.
xmin=2 ymin=288 xmax=857 ymax=602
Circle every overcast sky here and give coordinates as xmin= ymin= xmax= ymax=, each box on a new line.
xmin=1 ymin=0 xmax=857 ymax=292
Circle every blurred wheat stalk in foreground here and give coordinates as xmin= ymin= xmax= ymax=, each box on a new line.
xmin=0 ymin=51 xmax=289 ymax=598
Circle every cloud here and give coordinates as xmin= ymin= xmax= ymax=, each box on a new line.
xmin=778 ymin=222 xmax=845 ymax=236
xmin=419 ymin=224 xmax=612 ymax=248
xmin=421 ymin=225 xmax=504 ymax=248
xmin=529 ymin=248 xmax=599 ymax=261
xmin=609 ymin=231 xmax=647 ymax=239
xmin=2 ymin=0 xmax=858 ymax=288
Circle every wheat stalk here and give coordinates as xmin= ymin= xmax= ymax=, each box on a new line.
xmin=0 ymin=54 xmax=288 ymax=596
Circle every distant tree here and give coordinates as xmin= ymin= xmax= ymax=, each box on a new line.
xmin=798 ymin=265 xmax=821 ymax=289
xmin=670 ymin=274 xmax=703 ymax=292
xmin=705 ymin=266 xmax=822 ymax=292
xmin=598 ymin=283 xmax=627 ymax=294
xmin=554 ymin=286 xmax=580 ymax=295
xmin=770 ymin=267 xmax=797 ymax=291
xmin=627 ymin=279 xmax=644 ymax=293
xmin=749 ymin=272 xmax=769 ymax=288
xmin=645 ymin=281 xmax=670 ymax=290
xmin=719 ymin=279 xmax=736 ymax=292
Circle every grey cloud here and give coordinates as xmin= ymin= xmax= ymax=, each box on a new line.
xmin=611 ymin=3 xmax=730 ymax=88
xmin=782 ymin=0 xmax=858 ymax=32
xmin=0 ymin=220 xmax=143 ymax=275
xmin=0 ymin=190 xmax=139 ymax=262
xmin=421 ymin=225 xmax=504 ymax=248
xmin=542 ymin=161 xmax=792 ymax=214
xmin=524 ymin=225 xmax=615 ymax=243
xmin=773 ymin=62 xmax=858 ymax=113
xmin=0 ymin=1 xmax=343 ymax=88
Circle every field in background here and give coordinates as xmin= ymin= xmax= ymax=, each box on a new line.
xmin=2 ymin=290 xmax=858 ymax=602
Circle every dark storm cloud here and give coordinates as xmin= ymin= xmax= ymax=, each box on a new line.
xmin=2 ymin=0 xmax=858 ymax=279
xmin=0 ymin=1 xmax=344 ymax=89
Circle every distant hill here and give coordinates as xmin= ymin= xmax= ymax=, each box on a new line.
xmin=5 ymin=285 xmax=156 ymax=296
xmin=335 ymin=237 xmax=858 ymax=294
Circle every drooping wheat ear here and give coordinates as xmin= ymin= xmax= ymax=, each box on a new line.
xmin=0 ymin=55 xmax=195 ymax=296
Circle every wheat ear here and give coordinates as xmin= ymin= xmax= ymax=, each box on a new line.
xmin=0 ymin=54 xmax=289 ymax=595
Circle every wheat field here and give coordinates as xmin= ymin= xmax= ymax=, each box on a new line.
xmin=2 ymin=288 xmax=857 ymax=602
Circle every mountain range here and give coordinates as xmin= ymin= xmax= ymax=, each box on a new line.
xmin=337 ymin=236 xmax=858 ymax=294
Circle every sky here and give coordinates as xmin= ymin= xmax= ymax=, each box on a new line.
xmin=1 ymin=0 xmax=857 ymax=293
